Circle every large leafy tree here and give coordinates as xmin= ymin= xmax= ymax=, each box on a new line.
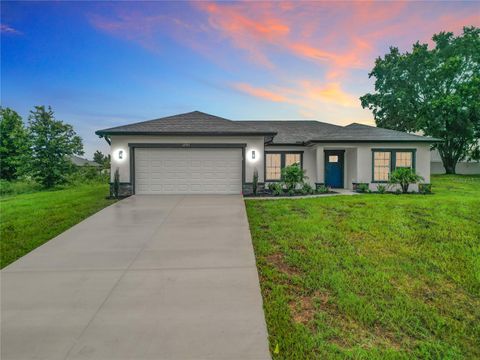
xmin=361 ymin=27 xmax=480 ymax=174
xmin=24 ymin=106 xmax=84 ymax=187
xmin=0 ymin=107 xmax=28 ymax=180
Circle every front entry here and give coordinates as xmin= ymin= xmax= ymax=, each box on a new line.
xmin=325 ymin=150 xmax=344 ymax=188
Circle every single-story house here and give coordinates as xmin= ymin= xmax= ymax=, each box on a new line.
xmin=95 ymin=111 xmax=439 ymax=196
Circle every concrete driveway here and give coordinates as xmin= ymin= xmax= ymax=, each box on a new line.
xmin=1 ymin=195 xmax=270 ymax=360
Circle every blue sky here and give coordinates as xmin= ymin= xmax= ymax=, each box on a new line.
xmin=1 ymin=1 xmax=478 ymax=158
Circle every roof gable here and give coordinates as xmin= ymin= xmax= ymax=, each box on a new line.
xmin=96 ymin=111 xmax=276 ymax=136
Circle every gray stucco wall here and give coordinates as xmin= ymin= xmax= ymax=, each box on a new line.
xmin=110 ymin=135 xmax=265 ymax=186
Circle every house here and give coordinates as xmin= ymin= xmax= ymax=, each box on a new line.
xmin=431 ymin=149 xmax=480 ymax=175
xmin=95 ymin=111 xmax=439 ymax=196
xmin=69 ymin=155 xmax=102 ymax=168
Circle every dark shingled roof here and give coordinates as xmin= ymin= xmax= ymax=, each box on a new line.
xmin=96 ymin=111 xmax=440 ymax=143
xmin=95 ymin=111 xmax=276 ymax=136
xmin=242 ymin=120 xmax=344 ymax=144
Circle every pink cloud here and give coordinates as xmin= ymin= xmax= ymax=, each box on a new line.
xmin=87 ymin=1 xmax=478 ymax=124
xmin=1 ymin=24 xmax=22 ymax=35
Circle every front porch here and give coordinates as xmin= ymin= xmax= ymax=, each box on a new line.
xmin=314 ymin=145 xmax=359 ymax=190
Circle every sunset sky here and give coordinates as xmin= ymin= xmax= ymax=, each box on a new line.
xmin=1 ymin=1 xmax=479 ymax=157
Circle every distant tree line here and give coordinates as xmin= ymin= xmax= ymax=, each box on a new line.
xmin=0 ymin=106 xmax=108 ymax=188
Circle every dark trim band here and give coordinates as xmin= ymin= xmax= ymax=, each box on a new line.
xmin=96 ymin=131 xmax=276 ymax=137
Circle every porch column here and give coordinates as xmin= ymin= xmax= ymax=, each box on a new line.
xmin=315 ymin=146 xmax=324 ymax=184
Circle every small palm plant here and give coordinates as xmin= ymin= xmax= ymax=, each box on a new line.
xmin=389 ymin=168 xmax=424 ymax=193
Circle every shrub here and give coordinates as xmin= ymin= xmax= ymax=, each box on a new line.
xmin=376 ymin=184 xmax=388 ymax=194
xmin=389 ymin=168 xmax=424 ymax=193
xmin=252 ymin=168 xmax=258 ymax=196
xmin=113 ymin=168 xmax=120 ymax=199
xmin=281 ymin=164 xmax=306 ymax=191
xmin=301 ymin=182 xmax=314 ymax=195
xmin=419 ymin=183 xmax=433 ymax=194
xmin=0 ymin=179 xmax=42 ymax=196
xmin=267 ymin=182 xmax=283 ymax=196
xmin=65 ymin=166 xmax=108 ymax=185
xmin=316 ymin=185 xmax=329 ymax=194
xmin=356 ymin=183 xmax=370 ymax=193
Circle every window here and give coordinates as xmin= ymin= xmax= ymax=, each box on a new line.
xmin=373 ymin=151 xmax=391 ymax=182
xmin=285 ymin=153 xmax=301 ymax=167
xmin=396 ymin=152 xmax=413 ymax=168
xmin=328 ymin=155 xmax=339 ymax=163
xmin=265 ymin=152 xmax=303 ymax=181
xmin=266 ymin=153 xmax=281 ymax=180
xmin=372 ymin=149 xmax=416 ymax=182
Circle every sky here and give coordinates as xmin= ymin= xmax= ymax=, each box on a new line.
xmin=1 ymin=1 xmax=479 ymax=158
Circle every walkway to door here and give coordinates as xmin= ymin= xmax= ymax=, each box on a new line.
xmin=1 ymin=195 xmax=270 ymax=360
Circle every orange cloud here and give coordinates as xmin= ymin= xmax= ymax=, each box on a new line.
xmin=233 ymin=83 xmax=288 ymax=102
xmin=233 ymin=80 xmax=359 ymax=109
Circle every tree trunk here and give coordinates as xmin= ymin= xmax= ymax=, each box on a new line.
xmin=442 ymin=157 xmax=457 ymax=174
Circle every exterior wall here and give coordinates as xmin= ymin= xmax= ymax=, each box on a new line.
xmin=355 ymin=142 xmax=431 ymax=191
xmin=109 ymin=135 xmax=434 ymax=194
xmin=263 ymin=145 xmax=317 ymax=186
xmin=312 ymin=143 xmax=430 ymax=191
xmin=431 ymin=149 xmax=480 ymax=174
xmin=109 ymin=135 xmax=265 ymax=188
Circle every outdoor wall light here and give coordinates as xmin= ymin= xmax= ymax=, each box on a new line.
xmin=118 ymin=150 xmax=124 ymax=160
xmin=252 ymin=150 xmax=256 ymax=160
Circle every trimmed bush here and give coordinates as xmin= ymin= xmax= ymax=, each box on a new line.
xmin=419 ymin=183 xmax=433 ymax=194
xmin=301 ymin=182 xmax=314 ymax=195
xmin=356 ymin=183 xmax=370 ymax=193
xmin=267 ymin=182 xmax=283 ymax=196
xmin=281 ymin=164 xmax=306 ymax=191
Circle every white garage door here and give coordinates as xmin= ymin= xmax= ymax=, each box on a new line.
xmin=134 ymin=148 xmax=242 ymax=194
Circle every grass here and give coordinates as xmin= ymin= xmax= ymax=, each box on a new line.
xmin=246 ymin=175 xmax=480 ymax=359
xmin=0 ymin=182 xmax=115 ymax=268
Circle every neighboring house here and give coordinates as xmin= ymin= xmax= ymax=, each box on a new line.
xmin=431 ymin=149 xmax=480 ymax=175
xmin=69 ymin=155 xmax=102 ymax=168
xmin=95 ymin=111 xmax=439 ymax=195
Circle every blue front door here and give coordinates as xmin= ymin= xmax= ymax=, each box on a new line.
xmin=325 ymin=151 xmax=344 ymax=188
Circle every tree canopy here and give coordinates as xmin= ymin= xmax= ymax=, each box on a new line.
xmin=0 ymin=108 xmax=28 ymax=180
xmin=24 ymin=106 xmax=84 ymax=187
xmin=361 ymin=26 xmax=480 ymax=173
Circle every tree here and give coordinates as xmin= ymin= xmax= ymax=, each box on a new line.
xmin=23 ymin=106 xmax=84 ymax=187
xmin=93 ymin=150 xmax=111 ymax=169
xmin=361 ymin=27 xmax=480 ymax=174
xmin=0 ymin=108 xmax=28 ymax=180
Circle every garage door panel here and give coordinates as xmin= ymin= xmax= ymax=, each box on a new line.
xmin=134 ymin=148 xmax=242 ymax=194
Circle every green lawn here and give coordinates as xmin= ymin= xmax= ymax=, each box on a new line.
xmin=0 ymin=183 xmax=115 ymax=268
xmin=246 ymin=175 xmax=480 ymax=359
